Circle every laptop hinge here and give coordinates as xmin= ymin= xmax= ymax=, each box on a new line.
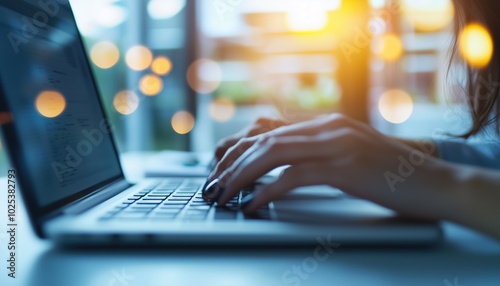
xmin=62 ymin=179 xmax=131 ymax=215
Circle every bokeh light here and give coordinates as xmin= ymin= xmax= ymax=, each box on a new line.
xmin=459 ymin=23 xmax=494 ymax=69
xmin=372 ymin=33 xmax=404 ymax=62
xmin=378 ymin=89 xmax=414 ymax=124
xmin=71 ymin=0 xmax=127 ymax=36
xmin=95 ymin=5 xmax=127 ymax=28
xmin=370 ymin=0 xmax=386 ymax=9
xmin=402 ymin=0 xmax=454 ymax=32
xmin=147 ymin=0 xmax=186 ymax=20
xmin=151 ymin=56 xmax=173 ymax=76
xmin=187 ymin=59 xmax=222 ymax=94
xmin=90 ymin=41 xmax=120 ymax=69
xmin=209 ymin=97 xmax=236 ymax=122
xmin=113 ymin=90 xmax=139 ymax=115
xmin=35 ymin=91 xmax=66 ymax=118
xmin=286 ymin=2 xmax=329 ymax=32
xmin=125 ymin=45 xmax=153 ymax=71
xmin=171 ymin=111 xmax=195 ymax=135
xmin=139 ymin=74 xmax=164 ymax=96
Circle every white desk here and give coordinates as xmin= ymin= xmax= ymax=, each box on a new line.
xmin=1 ymin=154 xmax=499 ymax=286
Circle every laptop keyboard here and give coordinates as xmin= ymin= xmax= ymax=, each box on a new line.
xmin=99 ymin=179 xmax=271 ymax=221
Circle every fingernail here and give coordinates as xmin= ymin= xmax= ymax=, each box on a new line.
xmin=202 ymin=178 xmax=224 ymax=202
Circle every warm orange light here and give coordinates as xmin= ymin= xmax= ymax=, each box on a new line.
xmin=151 ymin=56 xmax=173 ymax=76
xmin=378 ymin=89 xmax=414 ymax=124
xmin=209 ymin=97 xmax=236 ymax=122
xmin=35 ymin=91 xmax=66 ymax=118
xmin=459 ymin=23 xmax=494 ymax=68
xmin=90 ymin=41 xmax=120 ymax=69
xmin=125 ymin=45 xmax=153 ymax=71
xmin=139 ymin=74 xmax=164 ymax=96
xmin=187 ymin=59 xmax=222 ymax=94
xmin=402 ymin=0 xmax=454 ymax=32
xmin=171 ymin=111 xmax=195 ymax=135
xmin=373 ymin=33 xmax=404 ymax=62
xmin=113 ymin=90 xmax=139 ymax=115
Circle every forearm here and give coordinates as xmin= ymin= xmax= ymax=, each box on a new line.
xmin=447 ymin=165 xmax=500 ymax=239
xmin=378 ymin=155 xmax=500 ymax=240
xmin=395 ymin=138 xmax=439 ymax=157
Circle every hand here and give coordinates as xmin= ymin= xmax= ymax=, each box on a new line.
xmin=213 ymin=117 xmax=288 ymax=162
xmin=209 ymin=114 xmax=452 ymax=220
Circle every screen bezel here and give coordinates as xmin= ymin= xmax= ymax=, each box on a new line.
xmin=0 ymin=1 xmax=126 ymax=236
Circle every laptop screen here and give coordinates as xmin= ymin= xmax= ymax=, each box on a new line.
xmin=0 ymin=1 xmax=123 ymax=207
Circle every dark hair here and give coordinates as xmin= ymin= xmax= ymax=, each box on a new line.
xmin=451 ymin=0 xmax=500 ymax=138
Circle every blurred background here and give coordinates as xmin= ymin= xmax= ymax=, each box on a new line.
xmin=1 ymin=0 xmax=485 ymax=173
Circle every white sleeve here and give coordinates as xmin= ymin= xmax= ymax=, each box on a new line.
xmin=433 ymin=139 xmax=500 ymax=169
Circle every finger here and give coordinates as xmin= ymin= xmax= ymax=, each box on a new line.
xmin=249 ymin=117 xmax=288 ymax=136
xmin=217 ymin=130 xmax=353 ymax=205
xmin=272 ymin=113 xmax=362 ymax=138
xmin=214 ymin=136 xmax=240 ymax=161
xmin=209 ymin=136 xmax=260 ymax=181
xmin=214 ymin=118 xmax=287 ymax=161
xmin=243 ymin=163 xmax=333 ymax=213
xmin=204 ymin=140 xmax=264 ymax=202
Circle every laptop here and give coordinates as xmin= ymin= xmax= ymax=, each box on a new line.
xmin=0 ymin=0 xmax=441 ymax=246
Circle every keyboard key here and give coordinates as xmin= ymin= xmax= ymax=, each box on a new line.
xmin=176 ymin=191 xmax=197 ymax=194
xmin=130 ymin=204 xmax=157 ymax=208
xmin=162 ymin=201 xmax=187 ymax=205
xmin=188 ymin=205 xmax=211 ymax=210
xmin=154 ymin=209 xmax=180 ymax=214
xmin=167 ymin=198 xmax=190 ymax=202
xmin=147 ymin=194 xmax=169 ymax=198
xmin=154 ymin=189 xmax=176 ymax=192
xmin=122 ymin=209 xmax=151 ymax=214
xmin=142 ymin=197 xmax=167 ymax=201
xmin=160 ymin=207 xmax=184 ymax=211
xmin=137 ymin=200 xmax=163 ymax=205
xmin=177 ymin=187 xmax=198 ymax=192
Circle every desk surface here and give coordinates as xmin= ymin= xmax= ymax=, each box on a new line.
xmin=1 ymin=154 xmax=500 ymax=286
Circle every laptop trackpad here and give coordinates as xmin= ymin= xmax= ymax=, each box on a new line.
xmin=273 ymin=185 xmax=397 ymax=225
